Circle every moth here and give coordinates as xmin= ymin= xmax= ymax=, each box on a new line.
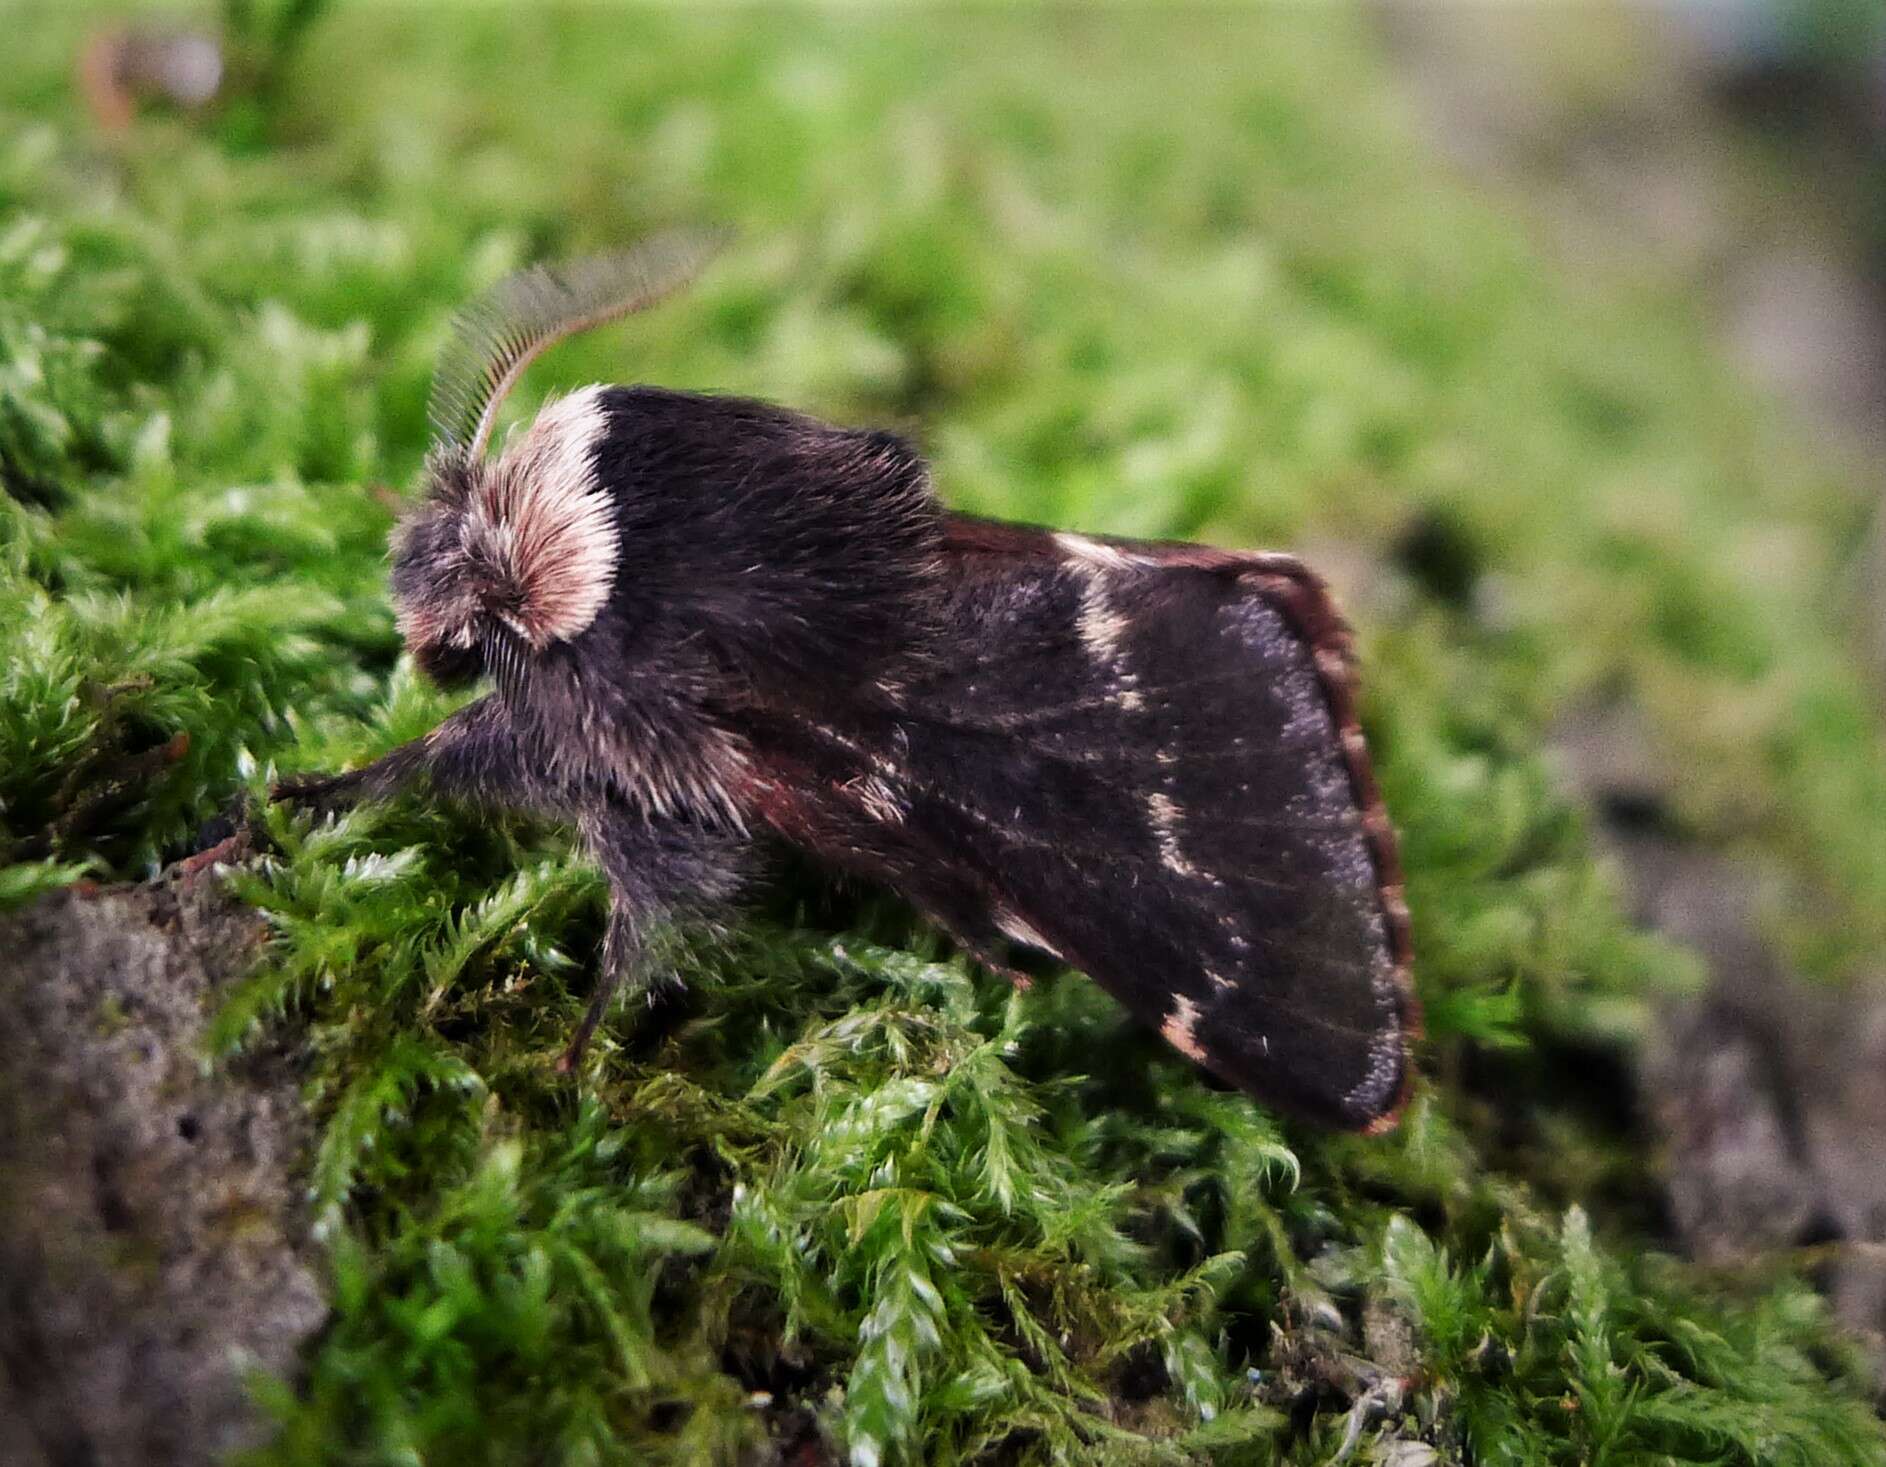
xmin=284 ymin=231 xmax=1418 ymax=1132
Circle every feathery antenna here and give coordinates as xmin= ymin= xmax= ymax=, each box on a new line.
xmin=428 ymin=227 xmax=730 ymax=460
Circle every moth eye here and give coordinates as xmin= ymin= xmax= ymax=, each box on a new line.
xmin=413 ymin=636 xmax=484 ymax=690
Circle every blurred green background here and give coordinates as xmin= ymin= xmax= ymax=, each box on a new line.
xmin=5 ymin=2 xmax=1886 ymax=1463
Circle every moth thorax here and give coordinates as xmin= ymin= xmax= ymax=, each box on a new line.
xmin=462 ymin=385 xmax=617 ymax=650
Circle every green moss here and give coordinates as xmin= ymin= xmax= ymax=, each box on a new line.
xmin=3 ymin=4 xmax=1883 ymax=1462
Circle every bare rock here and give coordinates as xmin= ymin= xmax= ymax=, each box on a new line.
xmin=0 ymin=862 xmax=324 ymax=1466
xmin=1651 ymin=968 xmax=1886 ymax=1348
xmin=1553 ymin=697 xmax=1886 ymax=1352
xmin=1645 ymin=970 xmax=1818 ymax=1262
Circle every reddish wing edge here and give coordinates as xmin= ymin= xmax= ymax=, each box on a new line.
xmin=941 ymin=514 xmax=1420 ymax=1132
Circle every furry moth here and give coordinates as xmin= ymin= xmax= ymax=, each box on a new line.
xmin=285 ymin=230 xmax=1419 ymax=1132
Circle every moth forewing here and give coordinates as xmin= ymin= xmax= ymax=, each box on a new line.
xmin=728 ymin=515 xmax=1417 ymax=1131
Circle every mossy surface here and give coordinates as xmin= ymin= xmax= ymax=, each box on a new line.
xmin=3 ymin=4 xmax=1884 ymax=1462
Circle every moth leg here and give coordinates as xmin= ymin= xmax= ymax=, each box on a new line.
xmin=270 ymin=750 xmax=427 ymax=815
xmin=273 ymin=696 xmax=552 ymax=815
xmin=558 ymin=802 xmax=747 ymax=1072
xmin=558 ymin=893 xmax=650 ymax=1073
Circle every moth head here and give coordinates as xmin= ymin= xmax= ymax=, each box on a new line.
xmin=390 ymin=229 xmax=727 ymax=690
xmin=391 ymin=391 xmax=621 ymax=686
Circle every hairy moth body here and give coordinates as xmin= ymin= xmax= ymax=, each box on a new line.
xmin=304 ymin=236 xmax=1418 ymax=1130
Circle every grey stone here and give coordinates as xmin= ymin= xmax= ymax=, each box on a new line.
xmin=1554 ymin=697 xmax=1886 ymax=1356
xmin=0 ymin=861 xmax=324 ymax=1466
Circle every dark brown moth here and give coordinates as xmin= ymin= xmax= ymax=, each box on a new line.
xmin=284 ymin=231 xmax=1419 ymax=1132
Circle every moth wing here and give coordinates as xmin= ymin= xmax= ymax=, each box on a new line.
xmin=880 ymin=517 xmax=1416 ymax=1131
